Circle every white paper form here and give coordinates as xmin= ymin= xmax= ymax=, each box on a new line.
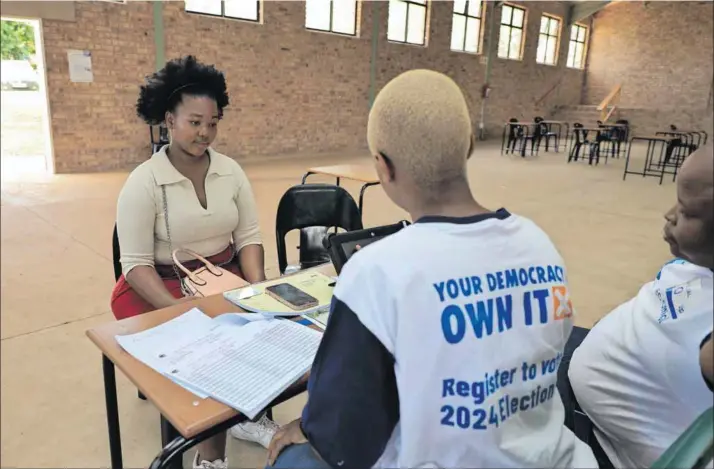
xmin=167 ymin=319 xmax=321 ymax=418
xmin=115 ymin=308 xmax=216 ymax=398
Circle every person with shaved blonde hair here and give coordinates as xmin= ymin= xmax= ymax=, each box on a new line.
xmin=266 ymin=70 xmax=597 ymax=469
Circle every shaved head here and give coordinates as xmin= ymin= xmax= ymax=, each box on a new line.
xmin=663 ymin=142 xmax=714 ymax=268
xmin=367 ymin=70 xmax=473 ymax=197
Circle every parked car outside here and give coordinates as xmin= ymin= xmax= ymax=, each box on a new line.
xmin=1 ymin=60 xmax=40 ymax=91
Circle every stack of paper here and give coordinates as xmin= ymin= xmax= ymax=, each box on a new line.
xmin=116 ymin=308 xmax=322 ymax=418
xmin=223 ymin=271 xmax=335 ymax=316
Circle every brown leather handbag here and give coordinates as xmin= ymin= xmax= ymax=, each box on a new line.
xmin=161 ymin=186 xmax=248 ymax=297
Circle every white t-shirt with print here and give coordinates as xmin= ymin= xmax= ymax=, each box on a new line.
xmin=569 ymin=259 xmax=714 ymax=469
xmin=330 ymin=212 xmax=597 ymax=468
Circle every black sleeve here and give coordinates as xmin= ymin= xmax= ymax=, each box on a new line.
xmin=301 ymin=297 xmax=399 ymax=468
xmin=701 ymin=331 xmax=713 ymax=392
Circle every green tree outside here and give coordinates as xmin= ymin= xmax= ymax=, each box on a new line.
xmin=1 ymin=20 xmax=36 ymax=61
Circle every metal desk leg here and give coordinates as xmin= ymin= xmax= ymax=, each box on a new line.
xmin=301 ymin=172 xmax=314 ymax=184
xmin=161 ymin=416 xmax=182 ymax=469
xmin=358 ymin=182 xmax=380 ymax=214
xmin=623 ymin=140 xmax=634 ymax=181
xmin=658 ymin=141 xmax=667 ymax=185
xmin=103 ymin=355 xmax=123 ymax=469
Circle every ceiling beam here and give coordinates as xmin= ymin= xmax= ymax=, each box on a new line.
xmin=567 ymin=1 xmax=611 ymax=25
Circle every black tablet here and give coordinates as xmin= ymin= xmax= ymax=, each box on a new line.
xmin=323 ymin=221 xmax=410 ymax=274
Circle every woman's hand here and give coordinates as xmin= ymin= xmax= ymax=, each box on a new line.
xmin=266 ymin=418 xmax=307 ymax=466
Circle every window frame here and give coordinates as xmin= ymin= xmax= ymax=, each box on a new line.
xmin=536 ymin=13 xmax=561 ymax=66
xmin=450 ymin=0 xmax=486 ymax=55
xmin=387 ymin=0 xmax=429 ymax=47
xmin=185 ymin=0 xmax=262 ymax=24
xmin=305 ymin=0 xmax=360 ymax=37
xmin=497 ymin=2 xmax=527 ymax=61
xmin=566 ymin=22 xmax=589 ymax=69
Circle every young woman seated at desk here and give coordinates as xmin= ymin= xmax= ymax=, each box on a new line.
xmin=110 ymin=55 xmax=276 ymax=469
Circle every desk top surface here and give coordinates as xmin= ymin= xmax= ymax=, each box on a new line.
xmin=633 ymin=134 xmax=676 ymax=141
xmin=307 ymin=164 xmax=380 ymax=184
xmin=87 ymin=264 xmax=335 ymax=438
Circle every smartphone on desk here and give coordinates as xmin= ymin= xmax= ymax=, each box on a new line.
xmin=265 ymin=283 xmax=319 ymax=311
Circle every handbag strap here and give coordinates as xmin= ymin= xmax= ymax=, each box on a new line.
xmin=161 ymin=185 xmax=190 ymax=295
xmin=172 ymin=248 xmax=223 ymax=277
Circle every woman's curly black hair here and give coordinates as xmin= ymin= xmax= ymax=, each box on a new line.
xmin=136 ymin=56 xmax=230 ymax=125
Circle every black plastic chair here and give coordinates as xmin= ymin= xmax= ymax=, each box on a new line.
xmin=112 ymin=223 xmax=122 ymax=282
xmin=568 ymin=123 xmax=596 ymax=163
xmin=276 ymin=184 xmax=363 ymax=275
xmin=534 ymin=116 xmax=558 ymax=152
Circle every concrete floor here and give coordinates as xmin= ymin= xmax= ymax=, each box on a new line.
xmin=1 ymin=142 xmax=676 ymax=468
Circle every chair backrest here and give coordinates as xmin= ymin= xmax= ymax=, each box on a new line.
xmin=112 ymin=223 xmax=121 ymax=281
xmin=651 ymin=407 xmax=713 ymax=469
xmin=275 ymin=184 xmax=363 ymax=274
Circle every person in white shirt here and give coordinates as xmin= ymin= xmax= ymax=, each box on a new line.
xmin=266 ymin=70 xmax=597 ymax=468
xmin=563 ymin=143 xmax=714 ymax=469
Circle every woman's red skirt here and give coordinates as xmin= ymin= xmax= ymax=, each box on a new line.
xmin=110 ymin=247 xmax=242 ymax=320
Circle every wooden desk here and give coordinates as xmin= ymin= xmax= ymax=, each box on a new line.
xmin=87 ymin=265 xmax=335 ymax=469
xmin=302 ymin=164 xmax=380 ymax=214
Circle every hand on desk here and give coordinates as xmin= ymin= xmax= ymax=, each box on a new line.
xmin=267 ymin=418 xmax=307 ymax=466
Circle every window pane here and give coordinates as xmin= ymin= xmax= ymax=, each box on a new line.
xmin=549 ymin=18 xmax=560 ymax=36
xmin=387 ymin=0 xmax=407 ymax=41
xmin=508 ymin=28 xmax=522 ymax=59
xmin=536 ymin=35 xmax=546 ymax=63
xmin=497 ymin=25 xmax=510 ymax=58
xmin=467 ymin=0 xmax=481 ymax=17
xmin=574 ymin=43 xmax=583 ymax=68
xmin=465 ymin=17 xmax=480 ymax=53
xmin=306 ymin=0 xmax=331 ymax=30
xmin=546 ymin=36 xmax=556 ymax=64
xmin=501 ymin=5 xmax=512 ymax=25
xmin=566 ymin=42 xmax=575 ymax=67
xmin=332 ymin=0 xmax=357 ymax=34
xmin=224 ymin=0 xmax=258 ymax=20
xmin=451 ymin=14 xmax=466 ymax=51
xmin=577 ymin=25 xmax=587 ymax=42
xmin=185 ymin=0 xmax=221 ymax=15
xmin=406 ymin=4 xmax=426 ymax=44
xmin=453 ymin=0 xmax=466 ymax=14
xmin=411 ymin=0 xmax=426 ymax=4
xmin=540 ymin=16 xmax=548 ymax=33
xmin=512 ymin=7 xmax=524 ymax=27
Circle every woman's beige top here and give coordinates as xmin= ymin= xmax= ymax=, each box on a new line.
xmin=117 ymin=147 xmax=262 ymax=277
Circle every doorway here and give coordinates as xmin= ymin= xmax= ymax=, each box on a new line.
xmin=1 ymin=17 xmax=53 ymax=180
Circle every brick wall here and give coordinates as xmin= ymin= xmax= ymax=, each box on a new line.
xmin=42 ymin=1 xmax=585 ymax=173
xmin=42 ymin=1 xmax=155 ymax=173
xmin=584 ymin=1 xmax=713 ymax=134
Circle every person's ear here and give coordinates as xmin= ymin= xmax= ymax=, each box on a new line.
xmin=165 ymin=111 xmax=175 ymax=131
xmin=375 ymin=152 xmax=396 ymax=183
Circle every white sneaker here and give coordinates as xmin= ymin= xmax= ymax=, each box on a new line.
xmin=230 ymin=414 xmax=280 ymax=448
xmin=192 ymin=452 xmax=228 ymax=469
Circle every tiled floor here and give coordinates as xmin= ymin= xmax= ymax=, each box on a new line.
xmin=1 ymin=142 xmax=676 ymax=468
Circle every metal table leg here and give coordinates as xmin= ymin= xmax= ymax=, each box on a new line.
xmin=161 ymin=417 xmax=182 ymax=469
xmin=103 ymin=355 xmax=123 ymax=469
xmin=358 ymin=182 xmax=380 ymax=214
xmin=301 ymin=172 xmax=315 ymax=184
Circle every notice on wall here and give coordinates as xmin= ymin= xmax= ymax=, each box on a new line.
xmin=67 ymin=50 xmax=93 ymax=83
